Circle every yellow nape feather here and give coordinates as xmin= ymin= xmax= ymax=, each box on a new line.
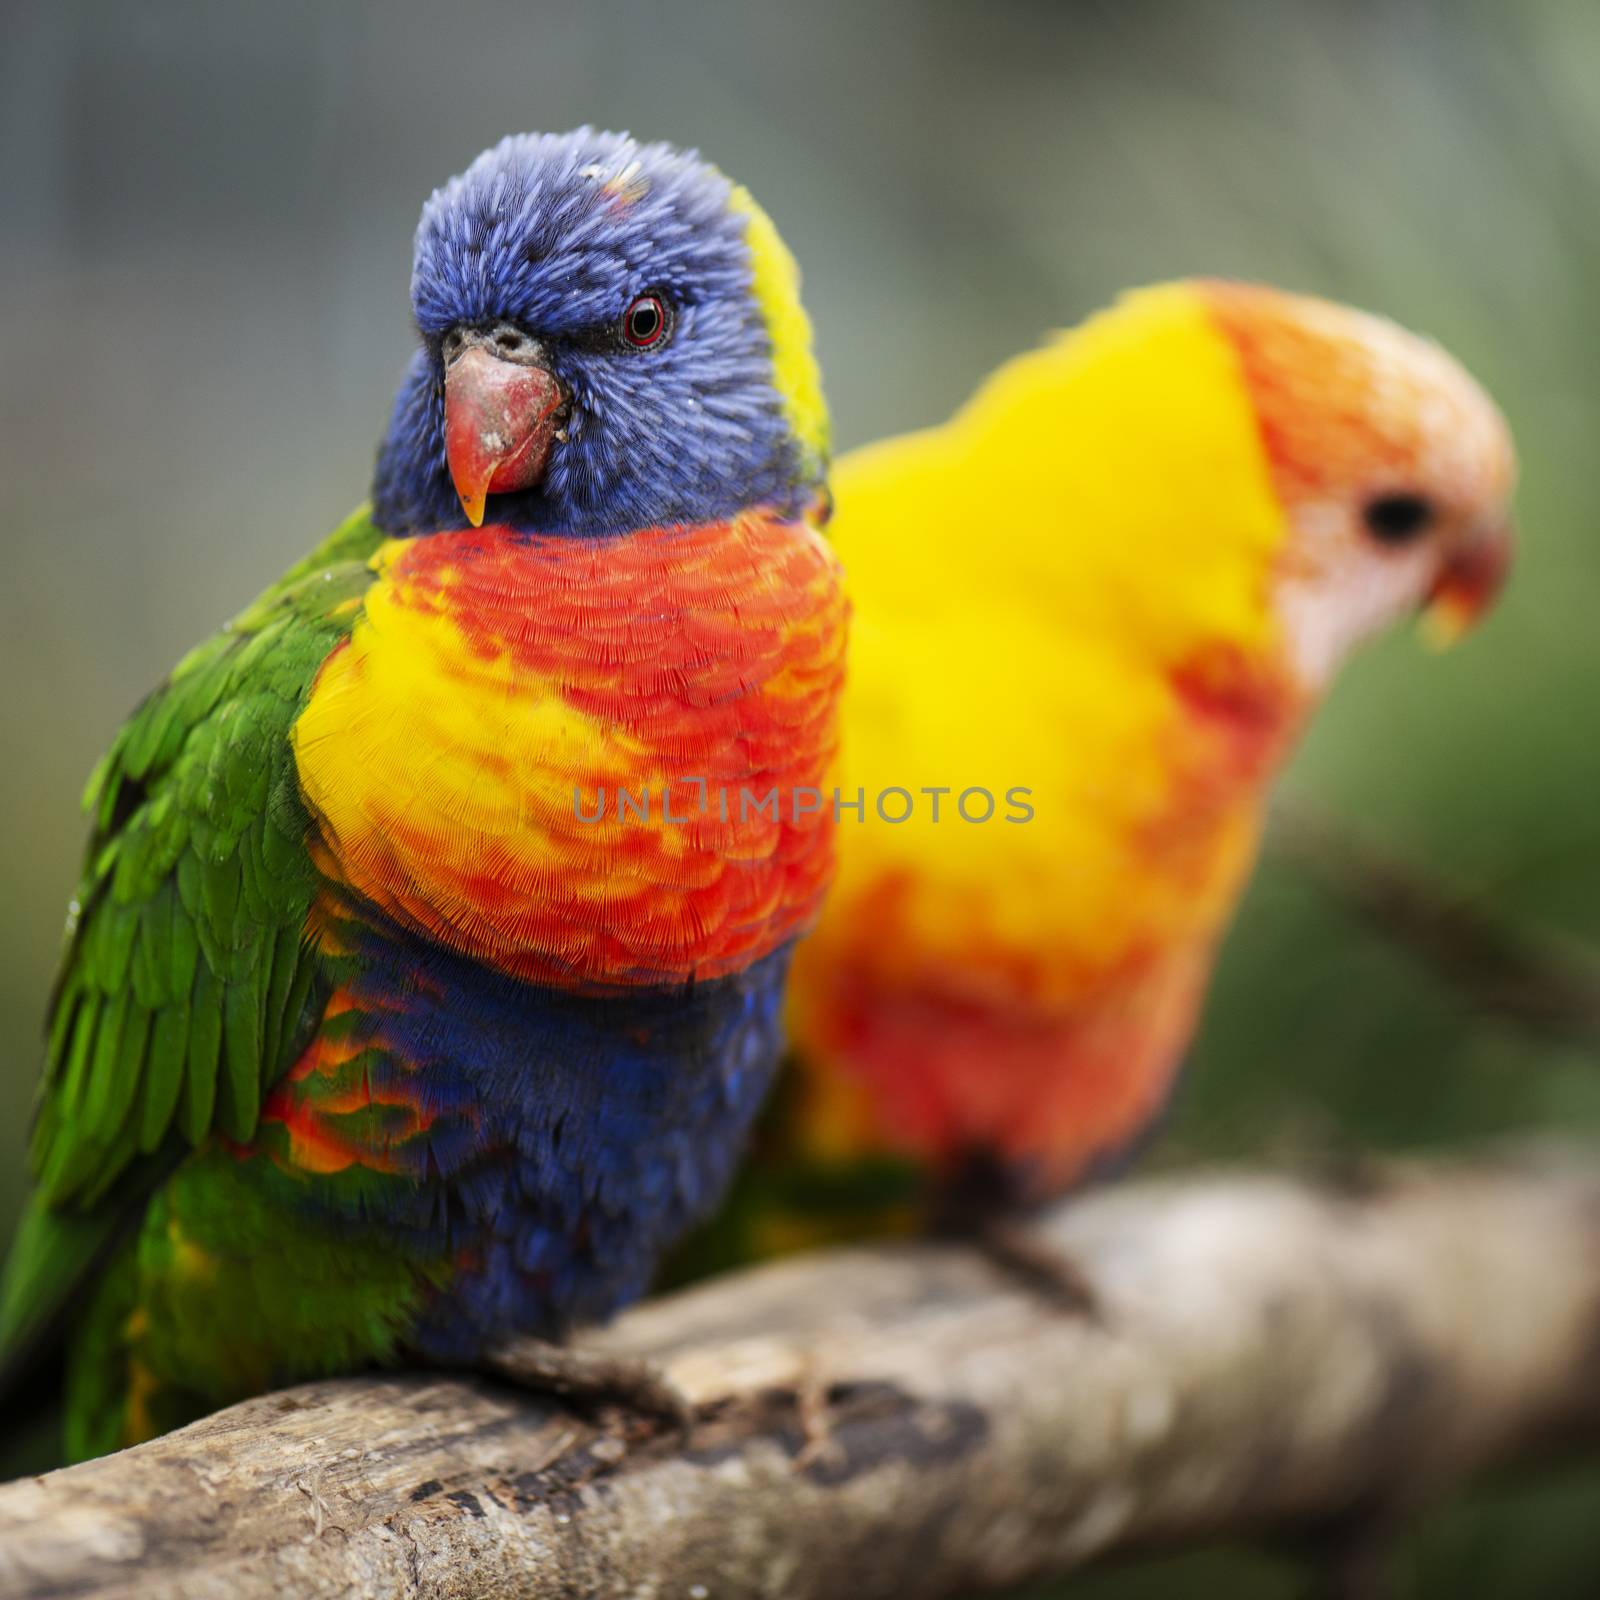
xmin=728 ymin=184 xmax=830 ymax=478
xmin=807 ymin=283 xmax=1293 ymax=1010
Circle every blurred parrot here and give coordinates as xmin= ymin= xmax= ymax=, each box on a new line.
xmin=0 ymin=128 xmax=841 ymax=1460
xmin=687 ymin=280 xmax=1515 ymax=1271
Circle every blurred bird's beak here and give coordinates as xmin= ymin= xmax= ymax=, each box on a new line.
xmin=1420 ymin=518 xmax=1514 ymax=648
xmin=443 ymin=338 xmax=565 ymax=527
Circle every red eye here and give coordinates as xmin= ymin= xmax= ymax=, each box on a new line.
xmin=621 ymin=293 xmax=668 ymax=349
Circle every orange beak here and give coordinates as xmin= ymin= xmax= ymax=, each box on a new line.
xmin=1420 ymin=517 xmax=1514 ymax=648
xmin=443 ymin=345 xmax=566 ymax=527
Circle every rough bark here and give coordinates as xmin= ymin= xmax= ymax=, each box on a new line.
xmin=4 ymin=1150 xmax=1600 ymax=1599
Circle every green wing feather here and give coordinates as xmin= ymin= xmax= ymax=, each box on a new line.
xmin=0 ymin=506 xmax=387 ymax=1370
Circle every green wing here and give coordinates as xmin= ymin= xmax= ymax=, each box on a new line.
xmin=0 ymin=505 xmax=386 ymax=1367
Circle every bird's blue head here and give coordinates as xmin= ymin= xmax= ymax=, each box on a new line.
xmin=372 ymin=128 xmax=829 ymax=538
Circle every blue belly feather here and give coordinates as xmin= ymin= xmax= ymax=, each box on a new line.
xmin=277 ymin=902 xmax=791 ymax=1357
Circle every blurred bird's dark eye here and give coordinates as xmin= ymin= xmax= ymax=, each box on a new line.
xmin=621 ymin=293 xmax=669 ymax=349
xmin=1362 ymin=493 xmax=1435 ymax=544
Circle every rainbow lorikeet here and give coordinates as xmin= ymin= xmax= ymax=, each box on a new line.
xmin=0 ymin=128 xmax=842 ymax=1461
xmin=688 ymin=281 xmax=1515 ymax=1270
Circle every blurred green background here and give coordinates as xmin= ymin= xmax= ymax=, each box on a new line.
xmin=4 ymin=0 xmax=1600 ymax=1591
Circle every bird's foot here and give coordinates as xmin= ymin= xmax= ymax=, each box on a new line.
xmin=974 ymin=1216 xmax=1102 ymax=1318
xmin=477 ymin=1336 xmax=693 ymax=1437
xmin=930 ymin=1154 xmax=1103 ymax=1317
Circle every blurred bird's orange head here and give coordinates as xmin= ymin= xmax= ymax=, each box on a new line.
xmin=1201 ymin=281 xmax=1517 ymax=688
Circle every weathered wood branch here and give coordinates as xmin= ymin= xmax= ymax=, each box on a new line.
xmin=5 ymin=1149 xmax=1600 ymax=1599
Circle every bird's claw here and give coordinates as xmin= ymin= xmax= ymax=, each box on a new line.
xmin=975 ymin=1218 xmax=1103 ymax=1318
xmin=477 ymin=1337 xmax=694 ymax=1438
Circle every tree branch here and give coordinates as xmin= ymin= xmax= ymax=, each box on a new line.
xmin=4 ymin=1150 xmax=1600 ymax=1599
xmin=1270 ymin=797 xmax=1600 ymax=1052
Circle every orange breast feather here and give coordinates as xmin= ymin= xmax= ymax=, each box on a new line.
xmin=291 ymin=515 xmax=847 ymax=990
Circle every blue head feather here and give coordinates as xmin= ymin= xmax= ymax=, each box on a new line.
xmin=372 ymin=128 xmax=822 ymax=538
